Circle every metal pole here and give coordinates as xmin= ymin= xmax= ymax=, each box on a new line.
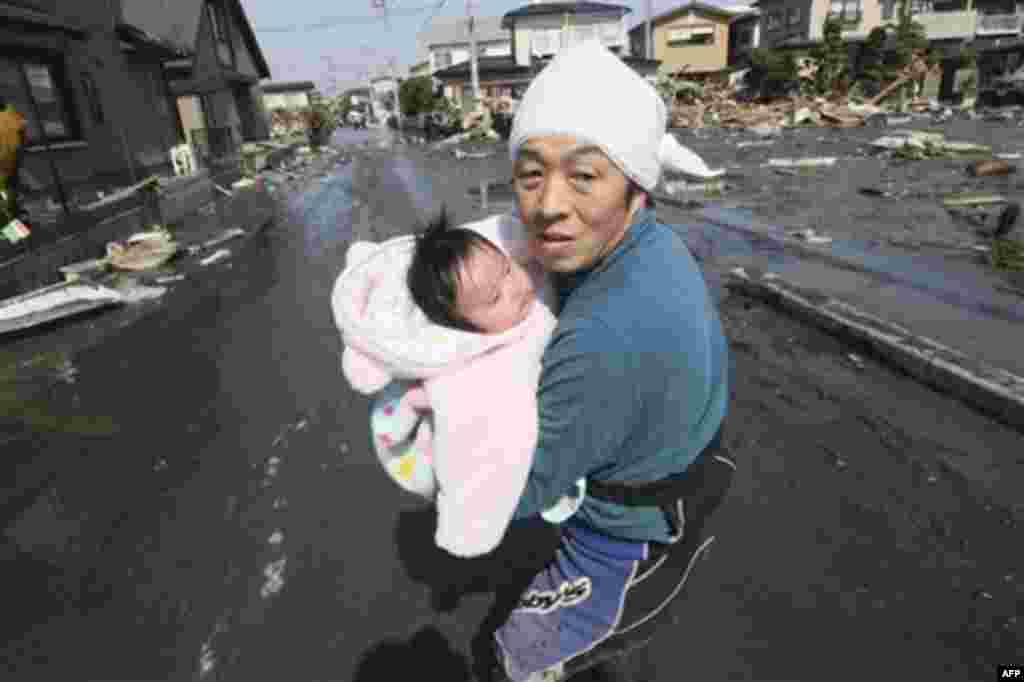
xmin=646 ymin=0 xmax=653 ymax=60
xmin=390 ymin=57 xmax=403 ymax=130
xmin=468 ymin=0 xmax=481 ymax=106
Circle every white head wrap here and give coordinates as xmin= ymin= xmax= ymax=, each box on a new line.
xmin=509 ymin=40 xmax=723 ymax=190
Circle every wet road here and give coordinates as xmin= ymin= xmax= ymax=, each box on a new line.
xmin=2 ymin=128 xmax=1022 ymax=681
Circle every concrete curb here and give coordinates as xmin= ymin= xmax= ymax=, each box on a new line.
xmin=726 ymin=266 xmax=1024 ymax=432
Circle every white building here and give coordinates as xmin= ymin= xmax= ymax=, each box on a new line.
xmin=417 ymin=15 xmax=512 ymax=98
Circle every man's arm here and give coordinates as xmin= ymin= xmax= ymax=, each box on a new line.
xmin=513 ymin=319 xmax=632 ymax=519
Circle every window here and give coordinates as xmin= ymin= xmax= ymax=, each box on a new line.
xmin=765 ymin=11 xmax=782 ymax=29
xmin=207 ymin=1 xmax=236 ymax=68
xmin=909 ymin=0 xmax=932 ymax=12
xmin=667 ymin=27 xmax=715 ymax=46
xmin=81 ymin=72 xmax=104 ymax=124
xmin=788 ymin=7 xmax=802 ymax=25
xmin=0 ymin=55 xmax=78 ymax=145
xmin=829 ymin=0 xmax=863 ymax=23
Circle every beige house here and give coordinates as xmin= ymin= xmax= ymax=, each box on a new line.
xmin=628 ymin=2 xmax=739 ymax=76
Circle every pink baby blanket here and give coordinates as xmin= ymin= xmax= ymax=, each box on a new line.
xmin=331 ymin=214 xmax=558 ymax=557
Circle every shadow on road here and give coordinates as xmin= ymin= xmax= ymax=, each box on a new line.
xmin=352 ymin=626 xmax=472 ymax=682
xmin=393 ymin=509 xmax=562 ymax=678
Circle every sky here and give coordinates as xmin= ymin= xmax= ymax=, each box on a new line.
xmin=243 ymin=0 xmax=748 ymax=94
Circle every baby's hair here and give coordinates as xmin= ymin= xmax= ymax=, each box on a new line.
xmin=406 ymin=205 xmax=501 ymax=333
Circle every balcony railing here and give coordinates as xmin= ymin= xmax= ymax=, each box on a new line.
xmin=977 ymin=12 xmax=1024 ymax=35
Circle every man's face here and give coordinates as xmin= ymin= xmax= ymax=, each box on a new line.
xmin=454 ymin=245 xmax=537 ymax=334
xmin=513 ymin=135 xmax=646 ymax=274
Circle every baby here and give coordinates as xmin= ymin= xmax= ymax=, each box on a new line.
xmin=407 ymin=206 xmax=538 ymax=335
xmin=332 ymin=209 xmax=583 ymax=558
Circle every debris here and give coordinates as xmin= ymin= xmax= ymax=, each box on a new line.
xmin=871 ymin=131 xmax=991 ymax=159
xmin=885 ymin=115 xmax=913 ymax=126
xmin=859 ymin=187 xmax=899 ymax=199
xmin=200 ymin=227 xmax=246 ymax=250
xmin=155 ymin=274 xmax=186 ymax=284
xmin=767 ymin=157 xmax=837 ymax=168
xmin=115 ymin=283 xmax=167 ymax=303
xmin=968 ymin=159 xmax=1016 ymax=177
xmin=78 ymin=175 xmax=161 ymax=212
xmin=994 ymin=202 xmax=1021 ymax=238
xmin=942 ymin=193 xmax=1008 ymax=208
xmin=737 ymin=140 xmax=775 ymax=149
xmin=788 ymin=228 xmax=833 ymax=245
xmin=232 ymin=177 xmax=258 ymax=191
xmin=749 ymin=124 xmax=782 ymax=137
xmin=2 ymin=218 xmax=31 ymax=243
xmin=0 ymin=281 xmax=123 ymax=335
xmin=58 ymin=258 xmax=109 ymax=282
xmin=214 ymin=184 xmax=233 ymax=197
xmin=996 ymin=152 xmax=1023 ymax=160
xmin=453 ymin=149 xmax=494 ymax=161
xmin=268 ymin=530 xmax=284 ymax=546
xmin=848 ymin=353 xmax=866 ymax=370
xmin=664 ymin=179 xmax=725 ymax=195
xmin=107 ymin=228 xmax=178 ymax=271
xmin=199 ymin=249 xmax=231 ymax=266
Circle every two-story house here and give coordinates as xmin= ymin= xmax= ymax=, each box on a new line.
xmin=628 ymin=2 xmax=753 ymax=77
xmin=416 ymin=15 xmax=512 ymax=102
xmin=128 ymin=0 xmax=272 ymax=163
xmin=431 ymin=1 xmax=659 ymax=108
xmin=1 ymin=0 xmax=271 ymax=264
xmin=755 ymin=0 xmax=1023 ymax=49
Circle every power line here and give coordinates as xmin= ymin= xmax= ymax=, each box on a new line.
xmin=254 ymin=3 xmax=438 ymax=33
xmin=420 ymin=0 xmax=451 ymax=34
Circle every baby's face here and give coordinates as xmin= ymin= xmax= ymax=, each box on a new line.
xmin=455 ymin=245 xmax=537 ymax=333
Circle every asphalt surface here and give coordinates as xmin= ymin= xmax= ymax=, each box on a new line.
xmin=0 ymin=127 xmax=1021 ymax=682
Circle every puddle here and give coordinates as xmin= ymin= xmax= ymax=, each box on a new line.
xmin=391 ymin=154 xmax=435 ymax=215
xmin=698 ymin=205 xmax=1024 ymax=323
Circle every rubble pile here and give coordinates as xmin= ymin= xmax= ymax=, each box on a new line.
xmin=669 ymin=54 xmax=946 ymax=131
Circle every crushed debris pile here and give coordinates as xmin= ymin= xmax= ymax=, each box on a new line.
xmin=670 ymin=54 xmax=946 ymax=131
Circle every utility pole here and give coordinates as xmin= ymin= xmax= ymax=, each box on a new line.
xmin=467 ymin=0 xmax=481 ymax=108
xmin=389 ymin=57 xmax=403 ymax=130
xmin=646 ymin=0 xmax=653 ymax=60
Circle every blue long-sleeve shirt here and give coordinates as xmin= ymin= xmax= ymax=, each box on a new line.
xmin=512 ymin=207 xmax=730 ymax=543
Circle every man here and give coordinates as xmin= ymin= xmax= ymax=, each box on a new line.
xmin=488 ymin=41 xmax=734 ymax=682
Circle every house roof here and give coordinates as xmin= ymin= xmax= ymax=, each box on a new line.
xmin=418 ymin=15 xmax=508 ymax=49
xmin=502 ymin=2 xmax=632 ymax=29
xmin=261 ymin=80 xmax=317 ymax=94
xmin=0 ymin=3 xmax=87 ymax=37
xmin=433 ymin=52 xmax=660 ymax=81
xmin=117 ymin=22 xmax=188 ymax=59
xmin=433 ymin=55 xmax=535 ymax=81
xmin=226 ymin=0 xmax=272 ymax=78
xmin=120 ymin=0 xmax=270 ymax=77
xmin=627 ymin=2 xmax=738 ymax=34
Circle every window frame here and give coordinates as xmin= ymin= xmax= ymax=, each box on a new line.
xmin=0 ymin=51 xmax=81 ymax=146
xmin=828 ymin=0 xmax=863 ymax=24
xmin=206 ymin=0 xmax=237 ymax=70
